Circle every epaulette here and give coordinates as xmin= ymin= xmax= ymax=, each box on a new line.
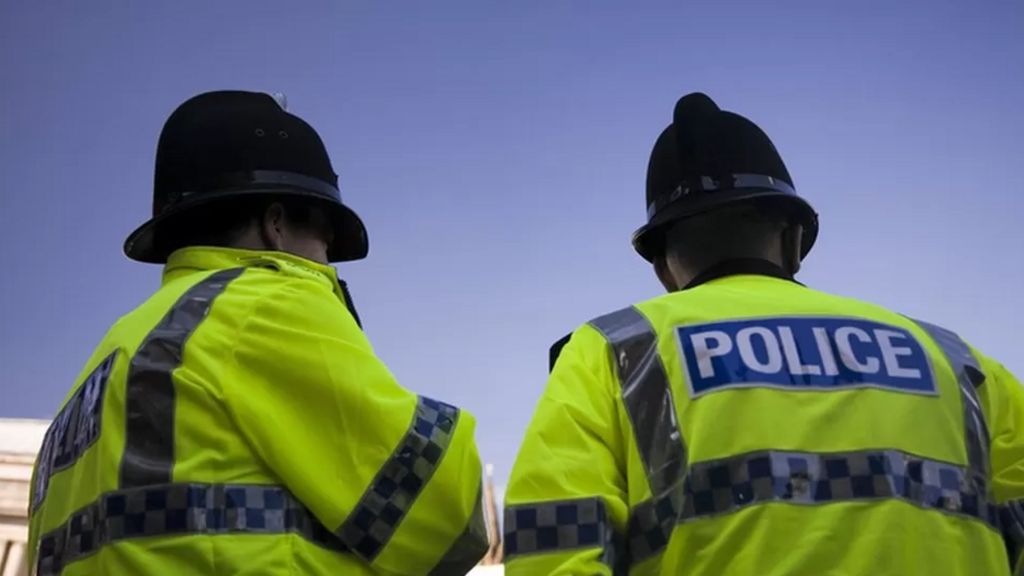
xmin=548 ymin=332 xmax=573 ymax=373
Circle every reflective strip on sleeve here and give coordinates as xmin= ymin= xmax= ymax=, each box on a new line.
xmin=589 ymin=306 xmax=685 ymax=567
xmin=120 ymin=268 xmax=246 ymax=488
xmin=35 ymin=482 xmax=348 ymax=576
xmin=910 ymin=319 xmax=991 ymax=481
xmin=427 ymin=483 xmax=490 ymax=576
xmin=504 ymin=497 xmax=621 ymax=568
xmin=589 ymin=306 xmax=686 ymax=499
xmin=336 ymin=396 xmax=460 ymax=561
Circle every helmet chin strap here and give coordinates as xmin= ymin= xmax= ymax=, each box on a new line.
xmin=654 ymin=254 xmax=682 ymax=293
xmin=780 ymin=222 xmax=804 ymax=277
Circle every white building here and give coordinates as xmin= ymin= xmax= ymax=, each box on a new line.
xmin=0 ymin=418 xmax=502 ymax=575
xmin=0 ymin=419 xmax=46 ymax=576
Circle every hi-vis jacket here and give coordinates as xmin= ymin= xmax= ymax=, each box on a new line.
xmin=505 ymin=268 xmax=1024 ymax=576
xmin=27 ymin=247 xmax=488 ymax=576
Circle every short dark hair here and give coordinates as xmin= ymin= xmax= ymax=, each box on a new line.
xmin=153 ymin=195 xmax=320 ymax=256
xmin=662 ymin=198 xmax=794 ymax=266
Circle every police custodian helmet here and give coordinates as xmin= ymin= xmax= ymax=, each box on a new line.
xmin=632 ymin=92 xmax=819 ymax=262
xmin=124 ymin=90 xmax=368 ymax=264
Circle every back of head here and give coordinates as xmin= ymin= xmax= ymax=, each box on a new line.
xmin=124 ymin=90 xmax=369 ymax=264
xmin=661 ymin=199 xmax=793 ymax=275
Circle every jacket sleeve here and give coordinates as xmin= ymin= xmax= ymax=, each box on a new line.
xmin=978 ymin=354 xmax=1024 ymax=575
xmin=504 ymin=325 xmax=630 ymax=576
xmin=223 ymin=277 xmax=488 ymax=576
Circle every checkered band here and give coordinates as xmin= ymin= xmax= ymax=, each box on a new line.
xmin=1000 ymin=500 xmax=1024 ymax=565
xmin=626 ymin=484 xmax=684 ymax=562
xmin=35 ymin=483 xmax=347 ymax=575
xmin=504 ymin=497 xmax=621 ymax=568
xmin=626 ymin=448 xmax=1000 ymax=564
xmin=337 ymin=395 xmax=460 ymax=561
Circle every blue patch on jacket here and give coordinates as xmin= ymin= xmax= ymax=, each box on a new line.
xmin=676 ymin=317 xmax=935 ymax=397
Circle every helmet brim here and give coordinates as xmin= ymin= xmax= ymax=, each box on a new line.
xmin=123 ymin=188 xmax=369 ymax=264
xmin=631 ymin=190 xmax=819 ymax=262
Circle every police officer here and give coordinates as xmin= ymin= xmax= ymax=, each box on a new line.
xmin=504 ymin=93 xmax=1024 ymax=575
xmin=28 ymin=91 xmax=488 ymax=575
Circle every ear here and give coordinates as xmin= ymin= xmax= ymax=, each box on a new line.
xmin=781 ymin=223 xmax=804 ymax=276
xmin=654 ymin=254 xmax=679 ymax=292
xmin=259 ymin=202 xmax=288 ymax=251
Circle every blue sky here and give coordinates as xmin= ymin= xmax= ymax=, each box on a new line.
xmin=1 ymin=0 xmax=1022 ymax=486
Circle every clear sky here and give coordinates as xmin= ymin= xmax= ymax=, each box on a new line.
xmin=1 ymin=0 xmax=1022 ymax=490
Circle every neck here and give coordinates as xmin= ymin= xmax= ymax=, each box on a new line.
xmin=678 ymin=257 xmax=796 ymax=291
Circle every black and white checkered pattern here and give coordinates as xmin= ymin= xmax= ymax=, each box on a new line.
xmin=627 ymin=483 xmax=684 ymax=562
xmin=504 ymin=497 xmax=621 ymax=568
xmin=337 ymin=395 xmax=459 ymax=561
xmin=36 ymin=483 xmax=347 ymax=575
xmin=626 ymin=448 xmax=999 ymax=564
xmin=1000 ymin=500 xmax=1024 ymax=566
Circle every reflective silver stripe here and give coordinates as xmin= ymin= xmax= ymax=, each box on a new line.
xmin=589 ymin=306 xmax=686 ymax=498
xmin=589 ymin=306 xmax=684 ymax=568
xmin=120 ymin=268 xmax=245 ymax=488
xmin=427 ymin=483 xmax=489 ymax=576
xmin=647 ymin=173 xmax=797 ymax=219
xmin=910 ymin=320 xmax=991 ymax=483
xmin=627 ymin=447 xmax=1001 ymax=564
xmin=35 ymin=482 xmax=347 ymax=575
xmin=209 ymin=170 xmax=342 ymax=203
xmin=337 ymin=396 xmax=460 ymax=561
xmin=504 ymin=497 xmax=622 ymax=569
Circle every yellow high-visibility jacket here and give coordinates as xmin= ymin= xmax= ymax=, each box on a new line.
xmin=27 ymin=246 xmax=488 ymax=576
xmin=506 ymin=271 xmax=1024 ymax=576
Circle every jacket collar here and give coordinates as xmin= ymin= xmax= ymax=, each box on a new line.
xmin=163 ymin=246 xmax=342 ymax=294
xmin=682 ymin=258 xmax=799 ymax=291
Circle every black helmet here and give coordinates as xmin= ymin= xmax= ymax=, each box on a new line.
xmin=632 ymin=92 xmax=818 ymax=262
xmin=124 ymin=90 xmax=368 ymax=263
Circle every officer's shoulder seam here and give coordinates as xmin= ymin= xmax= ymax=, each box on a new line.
xmin=250 ymin=273 xmax=316 ymax=302
xmin=586 ymin=305 xmax=656 ymax=340
xmin=220 ymin=278 xmax=313 ymax=365
xmin=243 ymin=258 xmax=329 ymax=281
xmin=548 ymin=316 xmax=616 ymax=372
xmin=242 ymin=276 xmax=351 ymax=337
xmin=586 ymin=304 xmax=640 ymax=323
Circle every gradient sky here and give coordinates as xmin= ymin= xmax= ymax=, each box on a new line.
xmin=2 ymin=1 xmax=1022 ymax=488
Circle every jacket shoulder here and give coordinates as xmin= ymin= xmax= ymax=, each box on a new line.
xmin=549 ymin=302 xmax=657 ymax=371
xmin=548 ymin=332 xmax=573 ymax=372
xmin=230 ymin=255 xmax=335 ymax=289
